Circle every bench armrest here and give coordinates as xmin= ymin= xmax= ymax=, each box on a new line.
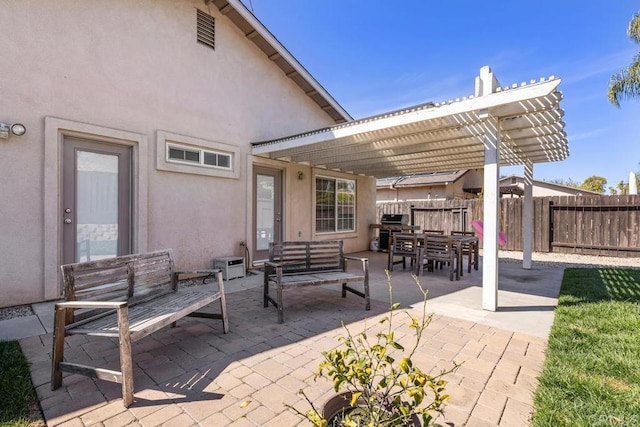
xmin=344 ymin=255 xmax=368 ymax=262
xmin=55 ymin=300 xmax=128 ymax=310
xmin=344 ymin=256 xmax=369 ymax=274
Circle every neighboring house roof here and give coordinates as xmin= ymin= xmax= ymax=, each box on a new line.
xmin=208 ymin=0 xmax=351 ymax=124
xmin=377 ymin=171 xmax=468 ymax=188
xmin=497 ymin=175 xmax=602 ymax=196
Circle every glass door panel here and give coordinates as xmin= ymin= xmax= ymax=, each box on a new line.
xmin=253 ymin=166 xmax=282 ymax=262
xmin=75 ymin=151 xmax=119 ymax=262
xmin=256 ymin=174 xmax=275 ymax=251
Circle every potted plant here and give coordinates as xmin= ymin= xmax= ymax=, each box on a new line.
xmin=288 ymin=272 xmax=459 ymax=426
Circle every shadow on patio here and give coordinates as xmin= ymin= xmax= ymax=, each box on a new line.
xmin=22 ymin=250 xmax=562 ymax=426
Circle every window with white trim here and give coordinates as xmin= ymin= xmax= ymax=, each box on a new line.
xmin=315 ymin=176 xmax=356 ymax=233
xmin=167 ymin=144 xmax=232 ymax=170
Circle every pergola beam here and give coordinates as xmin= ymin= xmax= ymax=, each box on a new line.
xmin=252 ymin=66 xmax=570 ymax=312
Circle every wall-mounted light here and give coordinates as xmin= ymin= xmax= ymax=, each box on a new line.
xmin=0 ymin=122 xmax=27 ymax=139
xmin=297 ymin=171 xmax=305 ymax=181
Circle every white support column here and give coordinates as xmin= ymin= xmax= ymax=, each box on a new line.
xmin=481 ymin=112 xmax=500 ymax=311
xmin=522 ymin=161 xmax=534 ymax=269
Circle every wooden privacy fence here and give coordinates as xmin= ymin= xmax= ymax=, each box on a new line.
xmin=376 ymin=195 xmax=640 ymax=257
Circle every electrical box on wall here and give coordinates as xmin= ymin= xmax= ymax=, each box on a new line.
xmin=213 ymin=256 xmax=245 ymax=280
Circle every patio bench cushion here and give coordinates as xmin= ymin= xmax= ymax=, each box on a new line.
xmin=263 ymin=240 xmax=370 ymax=323
xmin=51 ymin=249 xmax=229 ymax=407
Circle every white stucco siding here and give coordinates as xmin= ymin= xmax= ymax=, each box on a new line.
xmin=0 ymin=0 xmax=346 ymax=306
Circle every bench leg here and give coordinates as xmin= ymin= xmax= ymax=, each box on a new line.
xmin=276 ymin=282 xmax=284 ymax=324
xmin=341 ymin=283 xmax=347 ymax=298
xmin=263 ymin=275 xmax=270 ymax=308
xmin=216 ymin=271 xmax=229 ymax=333
xmin=116 ymin=307 xmax=134 ymax=407
xmin=51 ymin=306 xmax=67 ymax=390
xmin=364 ymin=275 xmax=370 ymax=311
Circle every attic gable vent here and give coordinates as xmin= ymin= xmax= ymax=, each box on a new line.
xmin=197 ymin=9 xmax=215 ymax=50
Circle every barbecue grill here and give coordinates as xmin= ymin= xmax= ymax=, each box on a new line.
xmin=379 ymin=213 xmax=409 ymax=251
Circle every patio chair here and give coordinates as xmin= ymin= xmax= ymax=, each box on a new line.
xmin=387 ymin=233 xmax=421 ymax=274
xmin=421 ymin=234 xmax=459 ymax=281
xmin=451 ymin=230 xmax=477 ymax=273
xmin=422 ymin=229 xmax=444 ymax=235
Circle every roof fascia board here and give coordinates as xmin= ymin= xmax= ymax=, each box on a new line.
xmin=252 ymin=79 xmax=561 ymax=155
xmin=222 ymin=0 xmax=352 ymax=121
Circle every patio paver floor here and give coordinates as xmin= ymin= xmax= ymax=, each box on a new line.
xmin=19 ymin=250 xmax=560 ymax=426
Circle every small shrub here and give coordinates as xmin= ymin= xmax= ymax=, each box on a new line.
xmin=289 ymin=272 xmax=459 ymax=426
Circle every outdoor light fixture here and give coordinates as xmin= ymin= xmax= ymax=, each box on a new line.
xmin=11 ymin=123 xmax=26 ymax=136
xmin=0 ymin=122 xmax=26 ymax=139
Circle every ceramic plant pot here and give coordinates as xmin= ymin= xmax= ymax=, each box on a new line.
xmin=322 ymin=391 xmax=421 ymax=426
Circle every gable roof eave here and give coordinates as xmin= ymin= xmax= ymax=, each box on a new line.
xmin=208 ymin=0 xmax=352 ymax=123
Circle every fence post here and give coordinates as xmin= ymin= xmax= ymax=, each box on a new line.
xmin=547 ymin=200 xmax=554 ymax=253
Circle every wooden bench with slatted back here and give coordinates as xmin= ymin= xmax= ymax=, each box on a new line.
xmin=263 ymin=240 xmax=370 ymax=323
xmin=51 ymin=249 xmax=229 ymax=407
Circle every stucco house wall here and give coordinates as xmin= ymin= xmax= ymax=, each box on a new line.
xmin=0 ymin=0 xmax=375 ymax=307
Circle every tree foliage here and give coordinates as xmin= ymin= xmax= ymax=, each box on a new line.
xmin=609 ymin=11 xmax=640 ymax=107
xmin=609 ymin=163 xmax=640 ymax=194
xmin=580 ymin=176 xmax=607 ymax=193
xmin=609 ymin=180 xmax=628 ymax=195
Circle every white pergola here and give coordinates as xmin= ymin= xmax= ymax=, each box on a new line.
xmin=252 ymin=66 xmax=569 ymax=311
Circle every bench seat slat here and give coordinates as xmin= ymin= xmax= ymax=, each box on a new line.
xmin=67 ymin=285 xmax=222 ymax=341
xmin=272 ymin=272 xmax=365 ymax=287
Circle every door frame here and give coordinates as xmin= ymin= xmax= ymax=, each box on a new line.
xmin=252 ymin=165 xmax=284 ymax=263
xmin=43 ymin=117 xmax=148 ymax=300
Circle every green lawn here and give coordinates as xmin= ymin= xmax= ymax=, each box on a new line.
xmin=0 ymin=341 xmax=42 ymax=427
xmin=532 ymin=268 xmax=640 ymax=426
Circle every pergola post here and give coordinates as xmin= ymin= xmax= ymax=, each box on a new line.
xmin=481 ymin=112 xmax=500 ymax=311
xmin=522 ymin=161 xmax=534 ymax=269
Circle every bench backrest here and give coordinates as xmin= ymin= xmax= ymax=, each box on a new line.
xmin=60 ymin=249 xmax=176 ymax=320
xmin=269 ymin=240 xmax=344 ymax=273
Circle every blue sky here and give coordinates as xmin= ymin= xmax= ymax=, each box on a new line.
xmin=243 ymin=1 xmax=640 ymax=192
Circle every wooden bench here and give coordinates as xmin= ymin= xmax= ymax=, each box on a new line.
xmin=51 ymin=249 xmax=229 ymax=407
xmin=263 ymin=240 xmax=370 ymax=323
